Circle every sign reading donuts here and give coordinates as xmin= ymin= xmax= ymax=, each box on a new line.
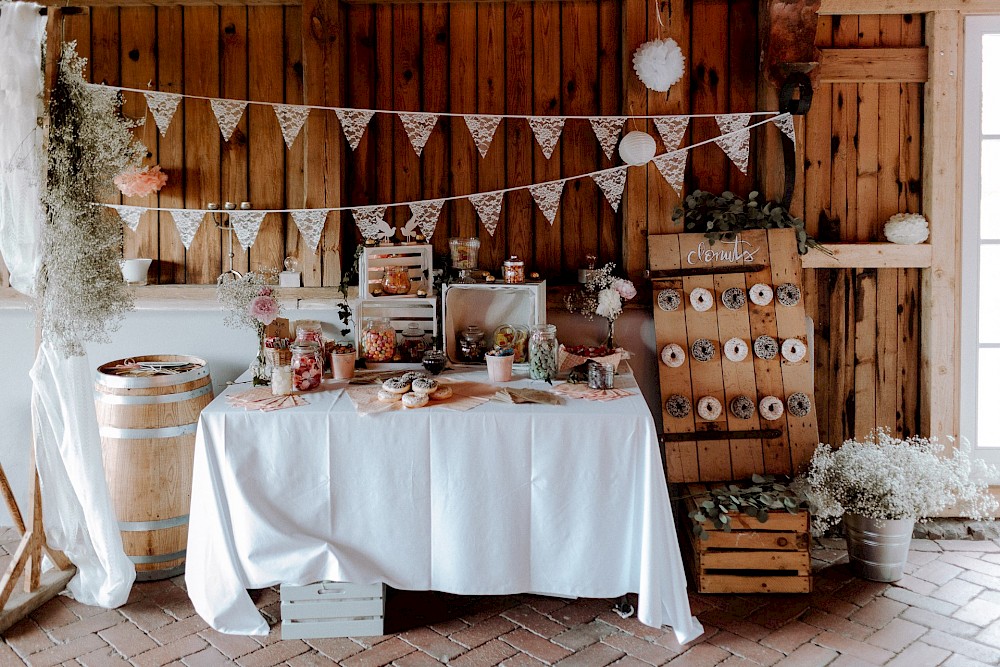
xmin=684 ymin=235 xmax=760 ymax=266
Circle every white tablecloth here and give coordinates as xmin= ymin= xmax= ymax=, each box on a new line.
xmin=185 ymin=366 xmax=703 ymax=644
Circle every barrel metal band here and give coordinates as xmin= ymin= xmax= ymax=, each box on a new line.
xmin=129 ymin=549 xmax=186 ymax=565
xmin=135 ymin=564 xmax=185 ymax=581
xmin=99 ymin=423 xmax=197 ymax=439
xmin=119 ymin=515 xmax=190 ymax=532
xmin=96 ymin=384 xmax=212 ymax=406
xmin=97 ymin=365 xmax=210 ymax=389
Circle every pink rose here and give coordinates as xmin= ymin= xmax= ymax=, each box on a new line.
xmin=248 ymin=295 xmax=279 ymax=325
xmin=114 ymin=165 xmax=168 ymax=198
xmin=613 ymin=278 xmax=636 ymax=301
xmin=258 ymin=286 xmax=273 ymax=297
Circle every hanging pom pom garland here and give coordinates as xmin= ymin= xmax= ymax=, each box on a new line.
xmin=618 ymin=130 xmax=657 ymax=166
xmin=632 ymin=38 xmax=685 ymax=93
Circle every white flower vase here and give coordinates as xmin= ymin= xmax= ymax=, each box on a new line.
xmin=843 ymin=514 xmax=914 ymax=582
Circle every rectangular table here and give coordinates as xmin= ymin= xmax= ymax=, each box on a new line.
xmin=185 ymin=366 xmax=703 ymax=644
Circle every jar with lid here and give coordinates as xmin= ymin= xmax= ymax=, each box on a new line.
xmin=295 ymin=320 xmax=323 ymax=345
xmin=290 ymin=342 xmax=323 ymax=391
xmin=381 ymin=265 xmax=411 ymax=295
xmin=457 ymin=325 xmax=486 ymax=362
xmin=361 ymin=317 xmax=396 ymax=362
xmin=503 ymin=256 xmax=525 ymax=284
xmin=528 ymin=324 xmax=558 ymax=381
xmin=449 ymin=237 xmax=481 ymax=270
xmin=400 ymin=322 xmax=427 ymax=362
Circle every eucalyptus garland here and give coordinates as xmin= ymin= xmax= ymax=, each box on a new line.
xmin=37 ymin=42 xmax=146 ymax=356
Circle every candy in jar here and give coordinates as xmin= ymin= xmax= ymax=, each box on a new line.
xmin=381 ymin=265 xmax=412 ymax=295
xmin=290 ymin=342 xmax=323 ymax=391
xmin=528 ymin=324 xmax=558 ymax=381
xmin=400 ymin=322 xmax=427 ymax=362
xmin=361 ymin=317 xmax=396 ymax=362
xmin=271 ymin=366 xmax=293 ymax=395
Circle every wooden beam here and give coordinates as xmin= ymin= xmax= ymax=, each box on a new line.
xmin=801 ymin=243 xmax=933 ymax=269
xmin=820 ymin=0 xmax=1000 ymax=14
xmin=27 ymin=0 xmax=298 ymax=6
xmin=0 ymin=567 xmax=76 ymax=636
xmin=819 ymin=48 xmax=928 ymax=82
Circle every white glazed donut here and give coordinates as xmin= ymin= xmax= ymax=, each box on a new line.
xmin=689 ymin=287 xmax=714 ymax=312
xmin=749 ymin=283 xmax=774 ymax=306
xmin=429 ymin=384 xmax=453 ymax=400
xmin=382 ymin=377 xmax=411 ymax=394
xmin=401 ymin=392 xmax=429 ymax=409
xmin=759 ymin=396 xmax=785 ymax=421
xmin=377 ymin=389 xmax=402 ymax=403
xmin=782 ymin=338 xmax=807 ymax=363
xmin=697 ymin=396 xmax=723 ymax=421
xmin=411 ymin=377 xmax=438 ymax=395
xmin=724 ymin=337 xmax=749 ymax=362
xmin=401 ymin=371 xmax=427 ymax=383
xmin=660 ymin=343 xmax=686 ymax=368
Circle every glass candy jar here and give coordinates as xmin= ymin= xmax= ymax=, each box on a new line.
xmin=381 ymin=265 xmax=411 ymax=296
xmin=457 ymin=325 xmax=486 ymax=362
xmin=361 ymin=317 xmax=396 ymax=362
xmin=449 ymin=237 xmax=481 ymax=270
xmin=529 ymin=324 xmax=558 ymax=381
xmin=290 ymin=342 xmax=323 ymax=391
xmin=400 ymin=322 xmax=427 ymax=362
xmin=295 ymin=320 xmax=323 ymax=345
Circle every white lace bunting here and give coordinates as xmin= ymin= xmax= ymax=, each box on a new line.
xmin=589 ymin=117 xmax=627 ymax=160
xmin=335 ymin=109 xmax=375 ymax=151
xmin=290 ymin=209 xmax=329 ymax=253
xmin=653 ymin=116 xmax=690 ymax=151
xmin=653 ymin=151 xmax=688 ymax=196
xmin=229 ymin=211 xmax=267 ymax=251
xmin=399 ymin=113 xmax=439 ymax=157
xmin=210 ymin=99 xmax=248 ymax=142
xmin=405 ymin=200 xmax=445 ymax=241
xmin=714 ymin=113 xmax=752 ymax=174
xmin=86 ymin=82 xmax=121 ymax=107
xmin=143 ymin=91 xmax=181 ymax=137
xmin=528 ymin=117 xmax=566 ymax=160
xmin=773 ymin=113 xmax=796 ymax=146
xmin=591 ymin=167 xmax=628 ymax=212
xmin=169 ymin=210 xmax=206 ymax=250
xmin=529 ymin=180 xmax=566 ymax=224
xmin=272 ymin=104 xmax=311 ymax=150
xmin=464 ymin=115 xmax=503 ymax=159
xmin=352 ymin=205 xmax=392 ymax=240
xmin=469 ymin=192 xmax=504 ymax=236
xmin=110 ymin=205 xmax=146 ymax=232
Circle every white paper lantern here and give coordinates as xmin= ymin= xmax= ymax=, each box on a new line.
xmin=618 ymin=130 xmax=657 ymax=166
xmin=884 ymin=212 xmax=929 ymax=245
xmin=632 ymin=38 xmax=685 ymax=93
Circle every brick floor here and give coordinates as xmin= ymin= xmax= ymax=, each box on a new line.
xmin=8 ymin=538 xmax=1000 ymax=665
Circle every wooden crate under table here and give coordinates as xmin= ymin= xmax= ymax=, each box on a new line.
xmin=679 ymin=482 xmax=812 ymax=594
xmin=280 ymin=581 xmax=385 ymax=639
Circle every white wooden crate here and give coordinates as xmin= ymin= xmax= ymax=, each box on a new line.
xmin=280 ymin=581 xmax=385 ymax=639
xmin=360 ymin=244 xmax=434 ymax=299
xmin=442 ymin=282 xmax=546 ymax=364
xmin=356 ymin=297 xmax=438 ymax=343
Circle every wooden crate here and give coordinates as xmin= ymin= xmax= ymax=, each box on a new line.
xmin=280 ymin=582 xmax=385 ymax=639
xmin=357 ymin=297 xmax=438 ymax=346
xmin=360 ymin=244 xmax=434 ymax=299
xmin=441 ymin=281 xmax=546 ymax=364
xmin=679 ymin=482 xmax=812 ymax=594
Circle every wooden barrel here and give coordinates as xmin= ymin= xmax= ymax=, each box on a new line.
xmin=95 ymin=355 xmax=213 ymax=581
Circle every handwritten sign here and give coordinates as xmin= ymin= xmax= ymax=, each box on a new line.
xmin=685 ymin=235 xmax=759 ymax=265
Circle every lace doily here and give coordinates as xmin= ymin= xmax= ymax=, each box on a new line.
xmin=469 ymin=192 xmax=504 ymax=236
xmin=352 ymin=206 xmax=390 ymax=240
xmin=464 ymin=115 xmax=502 ymax=158
xmin=290 ymin=209 xmax=328 ymax=252
xmin=169 ymin=210 xmax=205 ymax=249
xmin=773 ymin=113 xmax=796 ymax=146
xmin=653 ymin=116 xmax=689 ymax=152
xmin=110 ymin=205 xmax=145 ymax=232
xmin=653 ymin=151 xmax=687 ymax=196
xmin=528 ymin=117 xmax=566 ymax=160
xmin=335 ymin=109 xmax=375 ymax=151
xmin=592 ymin=166 xmax=627 ymax=213
xmin=210 ymin=99 xmax=248 ymax=142
xmin=589 ymin=117 xmax=626 ymax=160
xmin=229 ymin=210 xmax=266 ymax=250
xmin=407 ymin=200 xmax=444 ymax=241
xmin=529 ymin=180 xmax=566 ymax=225
xmin=399 ymin=113 xmax=439 ymax=157
xmin=143 ymin=91 xmax=181 ymax=137
xmin=714 ymin=113 xmax=751 ymax=175
xmin=273 ymin=104 xmax=310 ymax=150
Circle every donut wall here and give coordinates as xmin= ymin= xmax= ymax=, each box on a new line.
xmin=649 ymin=229 xmax=819 ymax=483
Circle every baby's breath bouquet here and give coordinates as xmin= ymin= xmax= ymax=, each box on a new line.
xmin=564 ymin=262 xmax=636 ymax=348
xmin=217 ymin=270 xmax=280 ymax=384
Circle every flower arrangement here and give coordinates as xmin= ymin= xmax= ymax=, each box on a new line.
xmin=794 ymin=428 xmax=999 ymax=536
xmin=113 ymin=165 xmax=168 ymax=198
xmin=217 ymin=270 xmax=281 ymax=385
xmin=565 ymin=263 xmax=635 ymax=349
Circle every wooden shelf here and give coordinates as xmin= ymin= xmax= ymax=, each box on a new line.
xmin=801 ymin=243 xmax=932 ymax=269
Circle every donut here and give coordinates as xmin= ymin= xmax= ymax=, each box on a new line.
xmin=377 ymin=389 xmax=402 ymax=403
xmin=781 ymin=338 xmax=807 ymax=363
xmin=691 ymin=338 xmax=716 ymax=362
xmin=401 ymin=371 xmax=427 ymax=383
xmin=721 ymin=287 xmax=747 ymax=310
xmin=689 ymin=287 xmax=714 ymax=312
xmin=749 ymin=283 xmax=774 ymax=306
xmin=776 ymin=283 xmax=802 ymax=307
xmin=657 ymin=289 xmax=681 ymax=312
xmin=411 ymin=377 xmax=438 ymax=395
xmin=724 ymin=337 xmax=749 ymax=363
xmin=382 ymin=377 xmax=411 ymax=394
xmin=697 ymin=396 xmax=723 ymax=421
xmin=787 ymin=392 xmax=812 ymax=417
xmin=401 ymin=392 xmax=429 ymax=409
xmin=660 ymin=344 xmax=686 ymax=368
xmin=730 ymin=395 xmax=755 ymax=419
xmin=665 ymin=394 xmax=692 ymax=418
xmin=754 ymin=335 xmax=779 ymax=360
xmin=429 ymin=384 xmax=453 ymax=400
xmin=759 ymin=396 xmax=785 ymax=421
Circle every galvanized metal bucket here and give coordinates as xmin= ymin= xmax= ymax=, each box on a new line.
xmin=844 ymin=514 xmax=915 ymax=582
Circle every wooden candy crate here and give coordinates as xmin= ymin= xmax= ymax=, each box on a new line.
xmin=280 ymin=582 xmax=385 ymax=639
xmin=356 ymin=297 xmax=438 ymax=354
xmin=360 ymin=244 xmax=434 ymax=299
xmin=441 ymin=281 xmax=546 ymax=364
xmin=679 ymin=482 xmax=812 ymax=594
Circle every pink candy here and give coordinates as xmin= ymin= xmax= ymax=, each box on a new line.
xmin=362 ymin=329 xmax=395 ymax=362
xmin=292 ymin=352 xmax=322 ymax=391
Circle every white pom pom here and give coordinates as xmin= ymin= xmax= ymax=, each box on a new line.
xmin=884 ymin=212 xmax=929 ymax=245
xmin=618 ymin=131 xmax=657 ymax=166
xmin=632 ymin=38 xmax=685 ymax=93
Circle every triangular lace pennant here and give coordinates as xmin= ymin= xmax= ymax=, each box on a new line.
xmin=272 ymin=104 xmax=310 ymax=150
xmin=591 ymin=167 xmax=628 ymax=213
xmin=773 ymin=113 xmax=796 ymax=146
xmin=169 ymin=210 xmax=205 ymax=250
xmin=405 ymin=200 xmax=445 ymax=241
xmin=335 ymin=109 xmax=375 ymax=151
xmin=143 ymin=91 xmax=181 ymax=137
xmin=291 ymin=209 xmax=328 ymax=253
xmin=111 ymin=205 xmax=146 ymax=232
xmin=589 ymin=117 xmax=627 ymax=160
xmin=529 ymin=180 xmax=566 ymax=225
xmin=464 ymin=115 xmax=503 ymax=158
xmin=653 ymin=116 xmax=690 ymax=152
xmin=352 ymin=205 xmax=391 ymax=240
xmin=399 ymin=112 xmax=439 ymax=157
xmin=653 ymin=151 xmax=688 ymax=196
xmin=210 ymin=99 xmax=248 ymax=142
xmin=469 ymin=192 xmax=504 ymax=237
xmin=714 ymin=113 xmax=752 ymax=174
xmin=528 ymin=117 xmax=566 ymax=160
xmin=229 ymin=211 xmax=267 ymax=251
